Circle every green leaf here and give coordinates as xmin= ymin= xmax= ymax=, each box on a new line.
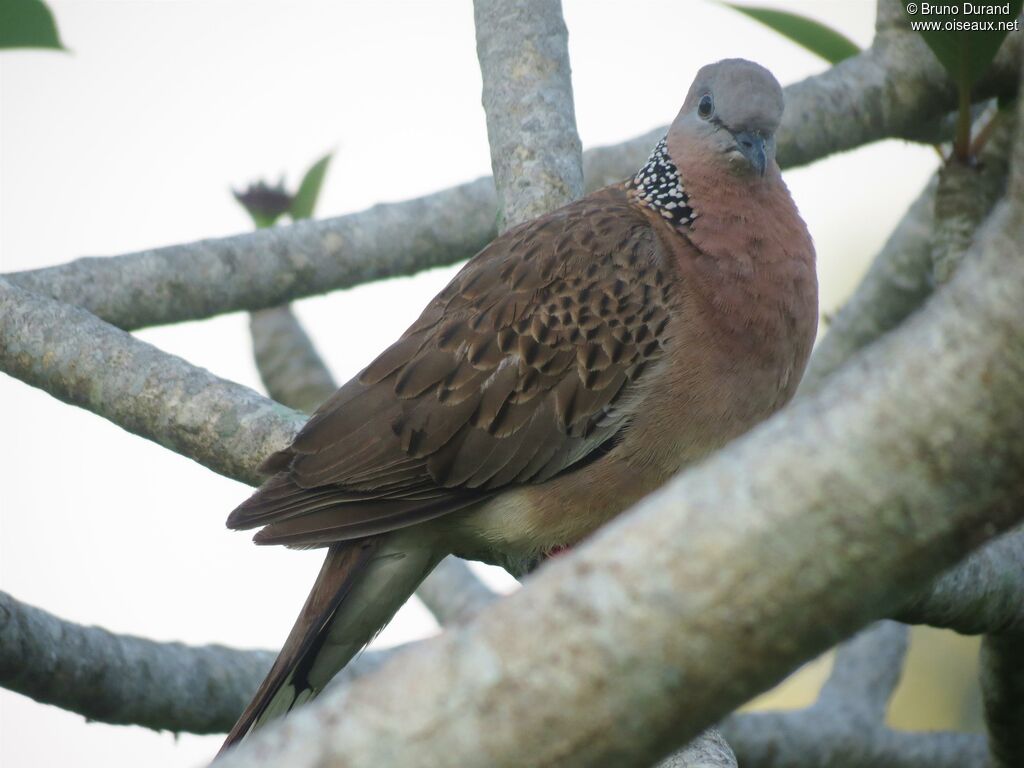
xmin=289 ymin=152 xmax=333 ymax=221
xmin=904 ymin=1 xmax=1023 ymax=89
xmin=0 ymin=0 xmax=66 ymax=51
xmin=719 ymin=4 xmax=860 ymax=64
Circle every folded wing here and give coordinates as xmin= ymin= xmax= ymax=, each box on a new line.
xmin=228 ymin=187 xmax=675 ymax=547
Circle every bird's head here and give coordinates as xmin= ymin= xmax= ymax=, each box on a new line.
xmin=668 ymin=59 xmax=784 ymax=180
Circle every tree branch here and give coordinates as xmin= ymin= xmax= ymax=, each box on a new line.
xmin=713 ymin=620 xmax=986 ymax=768
xmin=0 ymin=590 xmax=396 ymax=734
xmin=657 ymin=730 xmax=737 ymax=768
xmin=682 ymin=623 xmax=912 ymax=768
xmin=930 ymin=110 xmax=1014 ymax=284
xmin=981 ymin=631 xmax=1024 ymax=768
xmin=210 ymin=186 xmax=1024 ymax=767
xmin=721 ymin=710 xmax=987 ymax=768
xmin=4 ymin=177 xmax=497 ymax=331
xmin=776 ymin=23 xmax=1019 ymax=169
xmin=803 ymin=105 xmax=1014 ymax=395
xmin=816 ymin=621 xmax=908 ymax=722
xmin=0 ymin=278 xmax=302 ymax=487
xmin=895 ymin=526 xmax=1024 ymax=635
xmin=474 ymin=0 xmax=582 ymax=229
xmin=249 ymin=305 xmax=337 ymax=415
xmin=895 ymin=525 xmax=1024 ymax=767
xmin=6 ymin=29 xmax=1018 ymax=331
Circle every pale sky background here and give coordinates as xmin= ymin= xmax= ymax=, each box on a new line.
xmin=0 ymin=2 xmax=939 ymax=766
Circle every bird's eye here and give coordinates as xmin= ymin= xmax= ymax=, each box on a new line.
xmin=697 ymin=93 xmax=714 ymax=120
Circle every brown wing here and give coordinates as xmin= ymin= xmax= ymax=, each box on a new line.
xmin=228 ymin=186 xmax=675 ymax=547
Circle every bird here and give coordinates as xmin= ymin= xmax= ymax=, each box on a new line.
xmin=219 ymin=58 xmax=818 ymax=752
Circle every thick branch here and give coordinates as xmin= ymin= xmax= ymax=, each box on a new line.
xmin=474 ymin=0 xmax=583 ymax=229
xmin=0 ymin=278 xmax=302 ymax=486
xmin=211 ymin=195 xmax=1024 ymax=768
xmin=5 ymin=178 xmax=497 ymax=331
xmin=7 ymin=32 xmax=1018 ymax=331
xmin=976 ymin=56 xmax=1024 ymax=768
xmin=895 ymin=526 xmax=1024 ymax=635
xmin=0 ymin=590 xmax=396 ymax=734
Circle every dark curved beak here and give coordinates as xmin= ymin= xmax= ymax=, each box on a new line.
xmin=733 ymin=130 xmax=767 ymax=177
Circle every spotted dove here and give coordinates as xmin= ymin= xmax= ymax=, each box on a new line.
xmin=221 ymin=58 xmax=818 ymax=750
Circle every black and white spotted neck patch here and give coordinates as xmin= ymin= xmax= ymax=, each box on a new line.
xmin=628 ymin=137 xmax=696 ymax=229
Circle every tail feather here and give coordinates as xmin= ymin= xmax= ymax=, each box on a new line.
xmin=219 ymin=534 xmax=441 ymax=755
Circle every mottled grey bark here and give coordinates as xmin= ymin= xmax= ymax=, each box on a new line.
xmin=722 ymin=711 xmax=987 ymax=768
xmin=930 ymin=113 xmax=1014 ymax=284
xmin=896 ymin=526 xmax=1024 ymax=635
xmin=249 ymin=305 xmax=337 ymax=415
xmin=211 ymin=187 xmax=1024 ymax=767
xmin=981 ymin=632 xmax=1024 ymax=768
xmin=816 ymin=621 xmax=908 ymax=720
xmin=897 ymin=525 xmax=1024 ymax=768
xmin=774 ymin=24 xmax=1019 ymax=169
xmin=803 ymin=106 xmax=1014 ymax=394
xmin=474 ymin=0 xmax=583 ymax=230
xmin=657 ymin=730 xmax=737 ymax=768
xmin=5 ymin=178 xmax=498 ymax=331
xmin=716 ymin=623 xmax=988 ymax=768
xmin=0 ymin=590 xmax=395 ymax=734
xmin=0 ymin=278 xmax=303 ymax=487
xmin=7 ymin=28 xmax=1018 ymax=331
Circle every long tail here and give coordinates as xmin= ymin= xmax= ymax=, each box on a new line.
xmin=219 ymin=532 xmax=442 ymax=754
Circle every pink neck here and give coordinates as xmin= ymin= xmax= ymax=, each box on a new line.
xmin=667 ymin=131 xmax=812 ymax=268
xmin=662 ymin=129 xmax=817 ymax=343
